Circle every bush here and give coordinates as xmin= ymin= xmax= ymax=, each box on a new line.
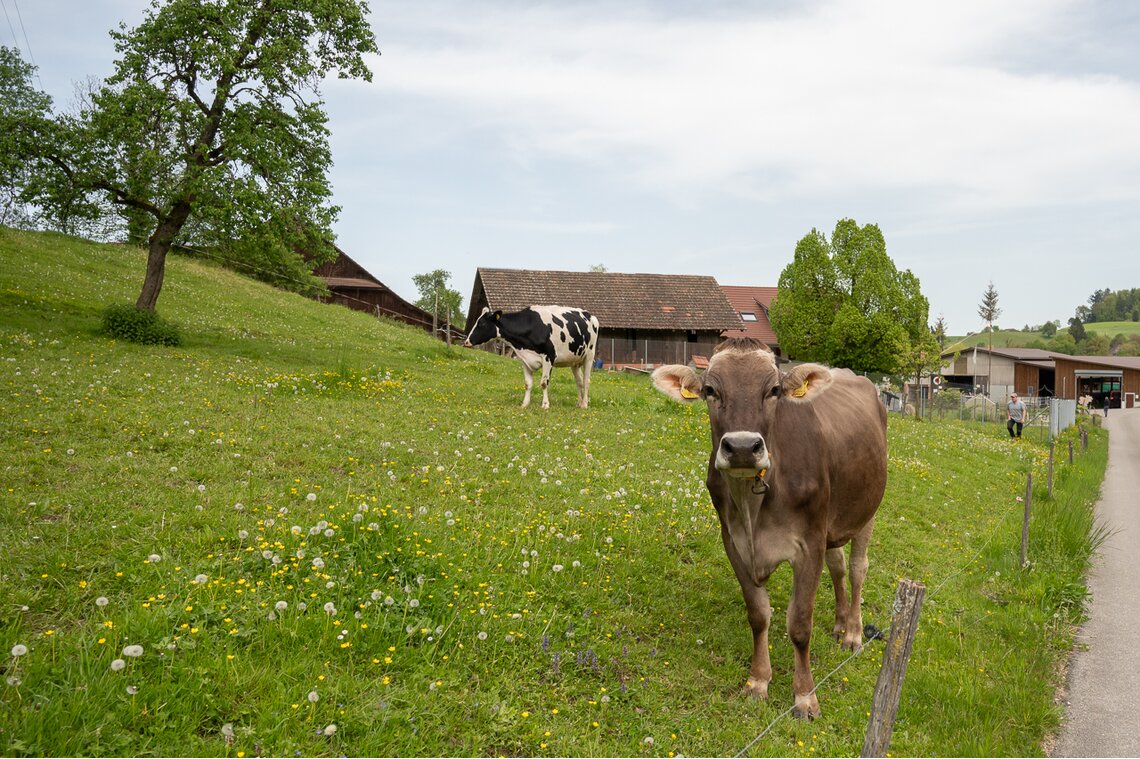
xmin=101 ymin=303 xmax=183 ymax=346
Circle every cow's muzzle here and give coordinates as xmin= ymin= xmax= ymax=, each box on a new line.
xmin=715 ymin=431 xmax=771 ymax=478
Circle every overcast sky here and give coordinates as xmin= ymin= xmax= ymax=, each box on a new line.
xmin=6 ymin=0 xmax=1140 ymax=334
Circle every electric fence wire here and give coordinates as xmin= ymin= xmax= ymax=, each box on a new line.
xmin=734 ymin=486 xmax=1029 ymax=757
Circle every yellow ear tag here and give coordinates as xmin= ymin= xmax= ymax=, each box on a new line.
xmin=792 ymin=379 xmax=810 ymax=398
xmin=680 ymin=387 xmax=699 ymax=399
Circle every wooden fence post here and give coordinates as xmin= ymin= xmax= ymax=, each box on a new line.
xmin=862 ymin=580 xmax=926 ymax=758
xmin=1020 ymin=473 xmax=1033 ymax=568
xmin=1047 ymin=441 xmax=1055 ymax=498
xmin=1068 ymin=440 xmax=1074 ymax=465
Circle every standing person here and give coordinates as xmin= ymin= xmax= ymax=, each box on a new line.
xmin=1007 ymin=392 xmax=1027 ymax=439
xmin=1105 ymin=393 xmax=1111 ymax=417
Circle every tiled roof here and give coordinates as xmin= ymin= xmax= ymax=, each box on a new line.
xmin=720 ymin=285 xmax=779 ymax=344
xmin=468 ymin=268 xmax=744 ymax=331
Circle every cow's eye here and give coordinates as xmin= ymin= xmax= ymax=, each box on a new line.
xmin=769 ymin=385 xmax=781 ymax=398
xmin=702 ymin=385 xmax=718 ymax=400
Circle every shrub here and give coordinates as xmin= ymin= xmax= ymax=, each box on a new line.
xmin=101 ymin=303 xmax=183 ymax=346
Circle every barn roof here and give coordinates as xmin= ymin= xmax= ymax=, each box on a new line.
xmin=720 ymin=285 xmax=779 ymax=344
xmin=467 ymin=268 xmax=744 ymax=331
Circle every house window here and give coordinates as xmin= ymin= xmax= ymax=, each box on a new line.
xmin=740 ymin=312 xmax=758 ymax=322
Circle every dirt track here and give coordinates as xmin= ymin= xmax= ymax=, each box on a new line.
xmin=1052 ymin=407 xmax=1140 ymax=757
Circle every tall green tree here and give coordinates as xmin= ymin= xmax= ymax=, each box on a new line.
xmin=20 ymin=0 xmax=378 ymax=312
xmin=413 ymin=269 xmax=465 ymax=331
xmin=769 ymin=219 xmax=931 ymax=374
xmin=977 ymin=281 xmax=1001 ymax=393
xmin=0 ymin=47 xmax=53 ymax=228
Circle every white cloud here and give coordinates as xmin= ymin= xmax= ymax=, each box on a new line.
xmin=365 ymin=0 xmax=1140 ymax=211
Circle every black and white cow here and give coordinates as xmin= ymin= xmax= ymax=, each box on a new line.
xmin=464 ymin=306 xmax=600 ymax=409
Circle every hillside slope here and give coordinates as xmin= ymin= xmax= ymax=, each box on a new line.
xmin=0 ymin=228 xmax=1104 ymax=757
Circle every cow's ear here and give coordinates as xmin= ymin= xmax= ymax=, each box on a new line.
xmin=780 ymin=363 xmax=833 ymax=402
xmin=652 ymin=365 xmax=702 ymax=403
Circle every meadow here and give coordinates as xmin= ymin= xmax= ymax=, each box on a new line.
xmin=0 ymin=228 xmax=1107 ymax=757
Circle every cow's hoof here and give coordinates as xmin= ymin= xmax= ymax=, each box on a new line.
xmin=792 ymin=693 xmax=821 ymax=720
xmin=840 ymin=634 xmax=863 ymax=652
xmin=743 ymin=678 xmax=770 ymax=699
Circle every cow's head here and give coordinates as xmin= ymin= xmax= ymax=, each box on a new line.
xmin=652 ymin=338 xmax=833 ymax=480
xmin=463 ymin=308 xmax=502 ymax=348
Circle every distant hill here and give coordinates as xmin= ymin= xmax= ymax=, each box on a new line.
xmin=944 ymin=321 xmax=1140 ymax=354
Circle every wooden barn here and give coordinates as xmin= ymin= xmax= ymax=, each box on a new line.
xmin=311 ymin=248 xmax=462 ymax=341
xmin=465 ymin=267 xmax=744 ymax=367
xmin=1052 ymin=355 xmax=1140 ymax=408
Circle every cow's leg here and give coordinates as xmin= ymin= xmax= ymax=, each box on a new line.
xmin=741 ymin=583 xmax=773 ymax=699
xmin=826 ymin=546 xmax=850 ymax=643
xmin=571 ymin=364 xmax=586 ymax=408
xmin=841 ymin=518 xmax=875 ymax=651
xmin=540 ymin=360 xmax=554 ymax=409
xmin=788 ymin=549 xmax=824 ymax=719
xmin=580 ymin=352 xmax=594 ymax=408
xmin=520 ymin=363 xmax=535 ymax=408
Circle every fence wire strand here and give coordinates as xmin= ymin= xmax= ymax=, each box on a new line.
xmin=732 ymin=479 xmax=1037 ymax=757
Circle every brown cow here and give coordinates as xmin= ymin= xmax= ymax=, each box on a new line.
xmin=652 ymin=338 xmax=887 ymax=719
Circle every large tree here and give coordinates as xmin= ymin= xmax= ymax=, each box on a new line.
xmin=0 ymin=47 xmax=53 ymax=228
xmin=22 ymin=0 xmax=378 ymax=312
xmin=769 ymin=219 xmax=931 ymax=374
xmin=977 ymin=281 xmax=1001 ymax=393
xmin=413 ymin=269 xmax=465 ymax=332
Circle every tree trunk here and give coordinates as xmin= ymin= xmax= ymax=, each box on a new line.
xmin=134 ymin=200 xmax=193 ymax=312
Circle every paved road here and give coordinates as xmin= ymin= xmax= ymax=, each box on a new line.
xmin=1053 ymin=407 xmax=1140 ymax=757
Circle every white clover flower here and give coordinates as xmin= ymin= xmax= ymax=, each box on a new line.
xmin=123 ymin=645 xmax=144 ymax=657
xmin=275 ymin=601 xmax=288 ymax=611
xmin=308 ymin=690 xmax=320 ymax=703
xmin=323 ymin=723 xmax=337 ymax=736
xmin=10 ymin=644 xmax=28 ymax=657
xmin=110 ymin=658 xmax=126 ymax=671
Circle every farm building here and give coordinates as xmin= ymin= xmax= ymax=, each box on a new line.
xmin=465 ymin=267 xmax=744 ymax=367
xmin=720 ymin=285 xmax=780 ymax=354
xmin=939 ymin=346 xmax=1140 ymax=408
xmin=311 ymin=248 xmax=463 ymax=341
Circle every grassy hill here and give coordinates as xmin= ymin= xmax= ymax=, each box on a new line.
xmin=946 ymin=321 xmax=1140 ymax=353
xmin=0 ymin=227 xmax=1106 ymax=756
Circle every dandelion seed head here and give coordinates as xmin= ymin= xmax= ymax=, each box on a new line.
xmin=123 ymin=645 xmax=144 ymax=657
xmin=308 ymin=690 xmax=319 ymax=703
xmin=147 ymin=554 xmax=161 ymax=563
xmin=306 ymin=493 xmax=317 ymax=501
xmin=10 ymin=644 xmax=28 ymax=657
xmin=126 ymin=685 xmax=139 ymax=695
xmin=110 ymin=658 xmax=126 ymax=671
xmin=193 ymin=575 xmax=208 ymax=585
xmin=275 ymin=601 xmax=288 ymax=611
xmin=221 ymin=723 xmax=234 ymax=738
xmin=323 ymin=723 xmax=337 ymax=736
